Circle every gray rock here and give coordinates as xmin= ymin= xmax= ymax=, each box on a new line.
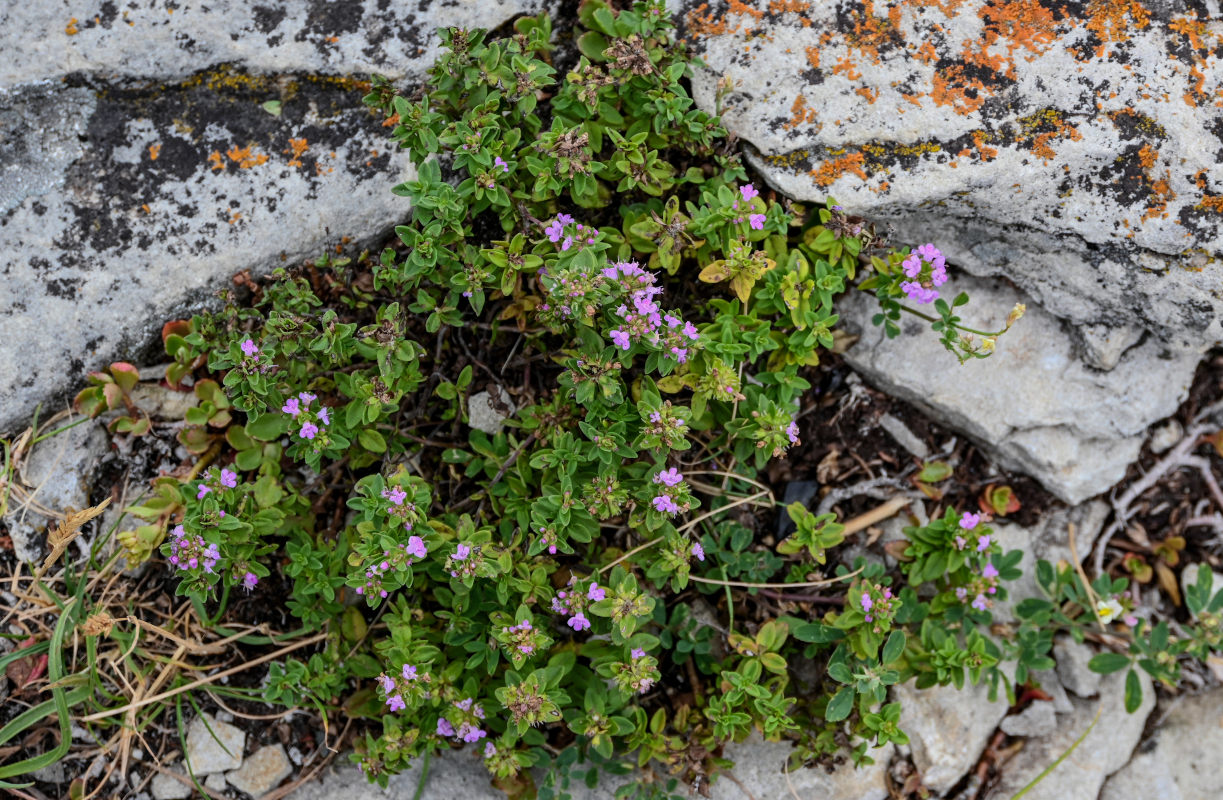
xmin=892 ymin=678 xmax=1008 ymax=795
xmin=32 ymin=762 xmax=65 ymax=783
xmin=1054 ymin=636 xmax=1102 ymax=699
xmin=1029 ymin=670 xmax=1074 ymax=715
xmin=877 ymin=413 xmax=929 ymax=460
xmin=984 ymin=669 xmax=1155 ymax=800
xmin=1101 ymin=689 xmax=1223 ymax=800
xmin=3 ymin=417 xmax=109 ymax=562
xmin=999 ymin=700 xmax=1056 ymax=738
xmin=712 ymin=733 xmax=892 ymax=800
xmin=677 ymin=0 xmax=1223 ymax=354
xmin=0 ymin=0 xmax=553 ymax=437
xmin=1148 ymin=419 xmax=1185 ymax=454
xmin=129 ymin=383 xmax=200 ymax=421
xmin=838 ymin=277 xmax=1199 ymax=504
xmin=227 ymin=744 xmax=292 ymax=797
xmin=204 ymin=772 xmax=228 ymax=792
xmin=467 ymin=388 xmax=515 ymax=435
xmin=150 ymin=771 xmax=191 ymax=800
xmin=990 ymin=502 xmax=1108 ymax=624
xmin=185 ymin=713 xmax=246 ymax=775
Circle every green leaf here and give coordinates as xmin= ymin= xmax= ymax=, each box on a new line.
xmin=1087 ymin=652 xmax=1130 ymax=674
xmin=917 ymin=461 xmax=953 ymax=483
xmin=1124 ymin=669 xmax=1143 ymax=713
xmin=825 ymin=686 xmax=854 ymax=722
xmin=358 ymin=429 xmax=387 ymax=453
xmin=881 ymin=631 xmax=906 ymax=665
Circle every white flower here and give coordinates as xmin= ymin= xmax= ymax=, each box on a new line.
xmin=1096 ymin=598 xmax=1124 ymax=624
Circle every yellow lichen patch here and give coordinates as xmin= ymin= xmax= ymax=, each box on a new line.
xmin=66 ymin=17 xmax=79 ymax=35
xmin=285 ymin=138 xmax=309 ymax=168
xmin=972 ymin=130 xmax=998 ymax=160
xmin=226 ymin=145 xmax=269 ymax=169
xmin=148 ymin=143 xmax=161 ymax=161
xmin=810 ymin=152 xmax=867 ymax=187
xmin=207 ymin=151 xmax=225 ymax=171
xmin=1084 ymin=0 xmax=1151 ymax=44
xmin=1198 ymin=195 xmax=1223 ymax=214
xmin=764 ymin=149 xmax=811 ymax=169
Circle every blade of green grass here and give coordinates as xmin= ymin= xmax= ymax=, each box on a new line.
xmin=1009 ymin=705 xmax=1102 ymax=800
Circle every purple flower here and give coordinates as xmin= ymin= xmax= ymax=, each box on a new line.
xmin=242 ymin=571 xmax=258 ymax=591
xmin=588 ymin=582 xmax=606 ymax=601
xmin=670 ymin=346 xmax=688 ymax=364
xmin=406 ymin=535 xmax=427 ymax=559
xmin=494 ymin=156 xmax=509 ymax=173
xmin=682 ymin=321 xmax=700 ymax=341
xmin=568 ymin=612 xmax=591 ymax=631
xmin=454 ymin=544 xmax=471 ymax=561
xmin=651 ymin=495 xmax=679 ymax=514
xmin=960 ymin=512 xmax=980 ymax=530
xmin=749 ymin=213 xmax=766 ymax=230
xmin=484 ymin=742 xmax=497 ymax=758
xmin=402 ymin=664 xmax=418 ymax=681
xmin=860 ymin=592 xmax=873 ymax=612
xmin=631 ymin=648 xmax=646 ymax=659
xmin=197 ymin=483 xmax=211 ymax=500
xmin=318 ymin=406 xmax=330 ymax=426
xmin=691 ymin=542 xmax=705 ymax=561
xmin=902 ymin=253 xmax=922 ymax=278
xmin=458 ymin=723 xmax=487 ymax=743
xmin=954 ymin=535 xmax=967 ymax=550
xmin=982 ymin=563 xmax=999 ymax=579
xmin=786 ymin=420 xmax=800 ymax=444
xmin=971 ymin=594 xmax=988 ymax=612
xmin=653 ymin=467 xmax=683 ymax=487
xmin=241 ymin=339 xmax=259 ymax=356
xmin=299 ymin=392 xmax=317 ymax=403
xmin=282 ymin=397 xmax=301 ymax=416
xmin=386 ymin=694 xmax=406 ymax=712
xmin=300 ymin=421 xmax=319 ymax=440
xmin=977 ymin=535 xmax=991 ymax=552
xmin=436 ymin=718 xmax=456 ymax=737
xmin=220 ymin=469 xmax=237 ymax=488
xmin=901 ymin=281 xmax=939 ymax=304
xmin=378 ymin=674 xmax=396 ymax=693
xmin=382 ymin=486 xmax=407 ymax=506
xmin=740 ymin=184 xmax=759 ymax=201
xmin=610 ymin=329 xmax=632 ymax=350
xmin=955 ymin=586 xmax=968 ymax=601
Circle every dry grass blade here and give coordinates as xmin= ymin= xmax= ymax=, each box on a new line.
xmin=37 ymin=497 xmax=111 ymax=577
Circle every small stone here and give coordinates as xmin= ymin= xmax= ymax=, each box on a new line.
xmin=150 ymin=771 xmax=191 ymax=800
xmin=128 ymin=383 xmax=200 ymax=420
xmin=892 ymin=678 xmax=1008 ymax=795
xmin=711 ymin=733 xmax=892 ymax=800
xmin=226 ymin=744 xmax=292 ymax=798
xmin=776 ymin=480 xmax=819 ymax=537
xmin=185 ymin=713 xmax=245 ymax=775
xmin=467 ymin=387 xmax=515 ymax=435
xmin=1029 ymin=669 xmax=1074 ymax=714
xmin=1054 ymin=636 xmax=1102 ymax=698
xmin=877 ymin=413 xmax=929 ymax=460
xmin=999 ymin=700 xmax=1057 ymax=738
xmin=205 ymin=772 xmax=228 ymax=792
xmin=32 ymin=762 xmax=65 ymax=783
xmin=1148 ymin=419 xmax=1184 ymax=454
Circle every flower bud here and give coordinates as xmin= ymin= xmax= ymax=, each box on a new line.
xmin=1006 ymin=303 xmax=1026 ymax=328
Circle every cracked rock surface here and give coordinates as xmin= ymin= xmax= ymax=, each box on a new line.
xmin=839 ymin=276 xmax=1199 ymax=503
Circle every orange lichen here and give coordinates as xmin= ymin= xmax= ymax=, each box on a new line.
xmin=831 ymin=55 xmax=862 ymax=81
xmin=809 ymin=152 xmax=867 ymax=187
xmin=226 ymin=145 xmax=269 ymax=169
xmin=1169 ymin=16 xmax=1208 ymax=51
xmin=972 ymin=131 xmax=998 ymax=160
xmin=229 ymin=212 xmax=243 ymax=225
xmin=1199 ymin=195 xmax=1223 ymax=213
xmin=686 ymin=4 xmax=736 ymax=37
xmin=783 ymin=94 xmax=819 ymax=130
xmin=141 ymin=203 xmax=151 ymax=214
xmin=1184 ymin=65 xmax=1205 ymax=107
xmin=381 ymin=113 xmax=400 ymax=128
xmin=1029 ymin=120 xmax=1081 ymax=161
xmin=930 ymin=66 xmax=988 ymax=114
xmin=1141 ymin=174 xmax=1173 ymax=221
xmin=148 ymin=143 xmax=161 ymax=161
xmin=855 ymin=86 xmax=880 ymax=103
xmin=66 ymin=17 xmax=79 ymax=35
xmin=914 ymin=41 xmax=938 ymax=64
xmin=208 ymin=151 xmax=225 ymax=171
xmin=804 ymin=46 xmax=820 ymax=69
xmin=901 ymin=92 xmax=924 ymax=108
xmin=844 ymin=0 xmax=901 ymax=65
xmin=768 ymin=0 xmax=811 ymax=15
xmin=285 ymin=138 xmax=309 ymax=168
xmin=980 ymin=0 xmax=1059 ymax=64
xmin=1137 ymin=143 xmax=1157 ymax=169
xmin=1084 ymin=0 xmax=1151 ymax=44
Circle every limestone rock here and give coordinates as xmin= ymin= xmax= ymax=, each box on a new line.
xmin=877 ymin=413 xmax=929 ymax=460
xmin=185 ymin=713 xmax=246 ymax=775
xmin=151 ymin=771 xmax=191 ymax=800
xmin=838 ymin=276 xmax=1199 ymax=503
xmin=675 ymin=0 xmax=1223 ymax=353
xmin=984 ymin=669 xmax=1155 ymax=800
xmin=0 ymin=0 xmax=554 ymax=437
xmin=205 ymin=772 xmax=228 ymax=792
xmin=227 ymin=744 xmax=292 ymax=797
xmin=892 ymin=678 xmax=1008 ymax=795
xmin=1054 ymin=636 xmax=1102 ymax=698
xmin=467 ymin=387 xmax=516 ymax=435
xmin=999 ymin=700 xmax=1057 ymax=738
xmin=712 ymin=733 xmax=892 ymax=800
xmin=2 ymin=417 xmax=109 ymax=562
xmin=1100 ymin=688 xmax=1223 ymax=800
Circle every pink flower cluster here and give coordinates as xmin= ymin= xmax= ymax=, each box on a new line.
xmin=167 ymin=525 xmax=220 ymax=575
xmin=544 ymin=214 xmax=599 ymax=252
xmin=378 ymin=662 xmax=430 ymax=713
xmin=439 ymin=698 xmax=487 ymax=743
xmin=956 ymin=562 xmax=1000 ymax=612
xmin=952 ymin=511 xmax=994 ymax=553
xmin=380 ymin=484 xmax=425 ymax=531
xmin=195 ymin=467 xmax=239 ymax=500
xmin=857 ymin=582 xmax=896 ymax=626
xmin=731 ymin=184 xmax=767 ymax=230
xmin=282 ymin=391 xmax=330 ymax=441
xmin=603 ymin=261 xmax=700 ymax=363
xmin=551 ymin=576 xmax=595 ymax=631
xmin=899 ymin=243 xmax=947 ymax=304
xmin=354 ymin=537 xmax=428 ymax=598
xmin=650 ymin=467 xmax=687 ymax=517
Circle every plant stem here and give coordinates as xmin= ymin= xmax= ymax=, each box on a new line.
xmin=897 ymin=304 xmax=1007 ymax=337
